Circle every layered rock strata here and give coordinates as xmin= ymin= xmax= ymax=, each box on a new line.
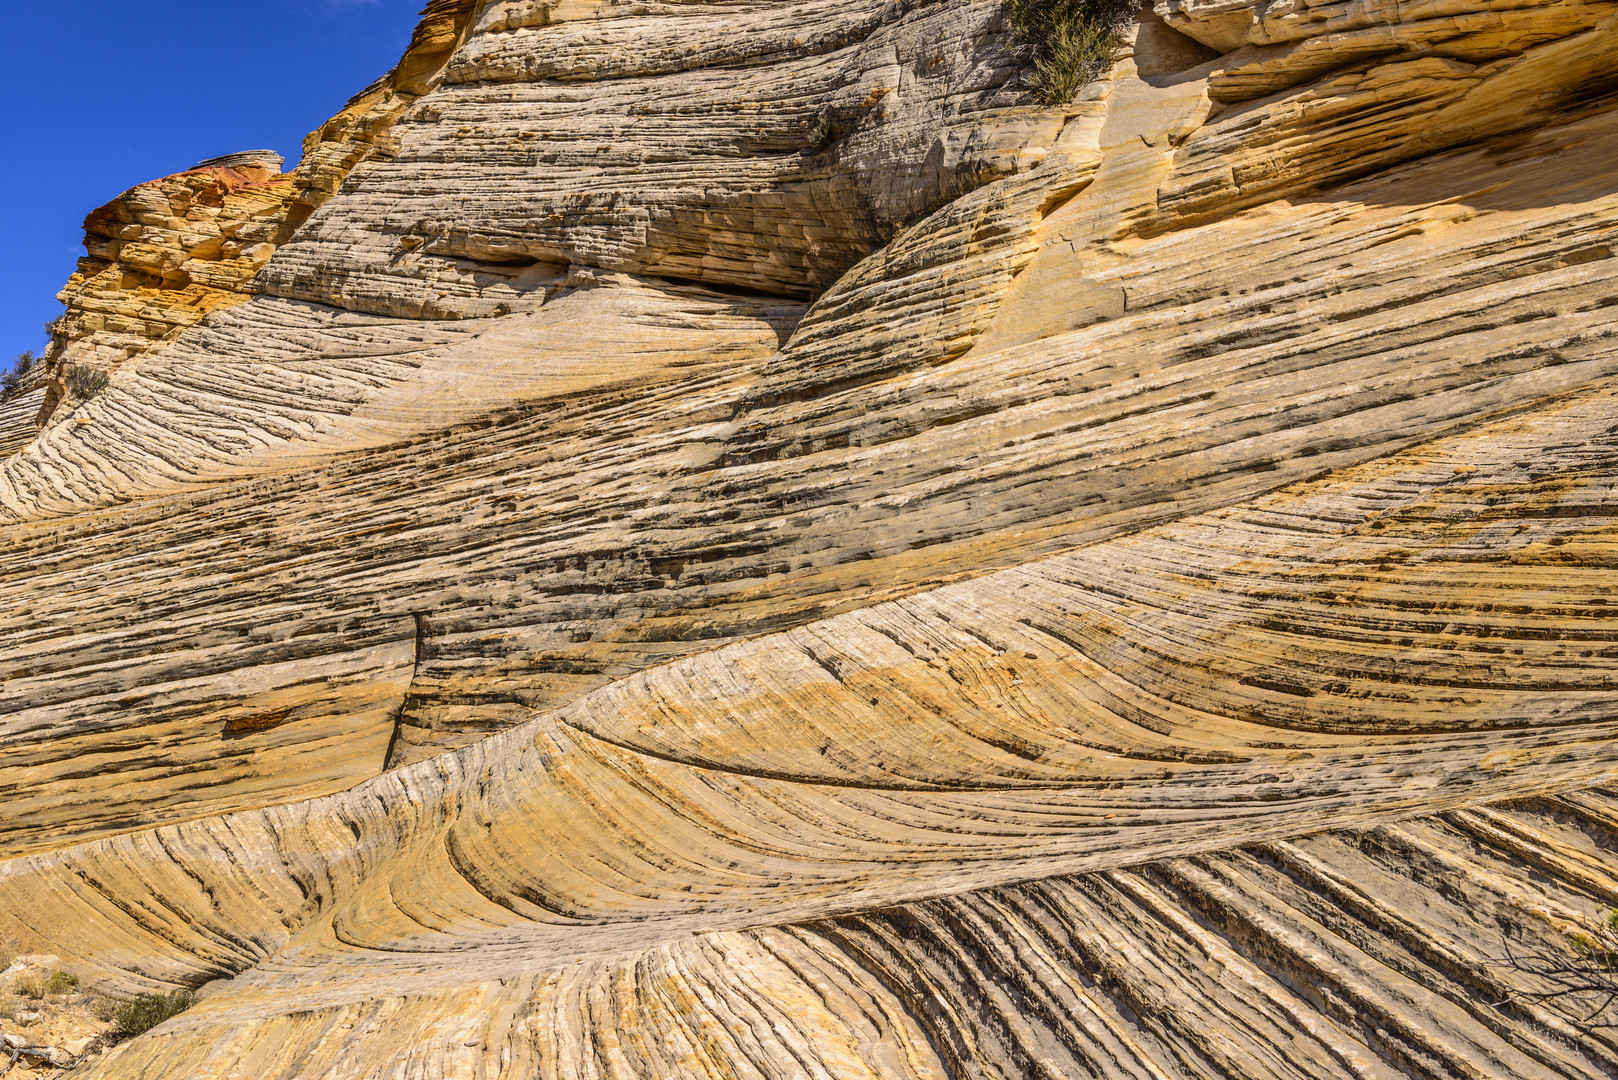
xmin=0 ymin=0 xmax=1614 ymax=1077
xmin=48 ymin=157 xmax=295 ymax=388
xmin=0 ymin=387 xmax=45 ymax=459
xmin=12 ymin=0 xmax=485 ymax=445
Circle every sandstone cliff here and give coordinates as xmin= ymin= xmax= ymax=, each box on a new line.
xmin=13 ymin=0 xmax=482 ymax=438
xmin=45 ymin=155 xmax=294 ymax=397
xmin=0 ymin=0 xmax=1615 ymax=1077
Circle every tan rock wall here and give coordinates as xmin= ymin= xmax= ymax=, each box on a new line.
xmin=0 ymin=388 xmax=45 ymax=459
xmin=0 ymin=0 xmax=1616 ymax=1076
xmin=1 ymin=382 xmax=1614 ymax=1075
xmin=2 ymin=6 xmax=1616 ymax=849
xmin=256 ymin=0 xmax=1056 ymax=317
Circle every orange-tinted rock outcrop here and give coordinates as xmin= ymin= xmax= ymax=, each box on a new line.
xmin=47 ymin=156 xmax=294 ymax=389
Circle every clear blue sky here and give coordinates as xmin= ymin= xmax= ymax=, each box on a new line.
xmin=0 ymin=1 xmax=422 ymax=365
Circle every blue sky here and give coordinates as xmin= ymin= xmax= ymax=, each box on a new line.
xmin=0 ymin=1 xmax=422 ymax=365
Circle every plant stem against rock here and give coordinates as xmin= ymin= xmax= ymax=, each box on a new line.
xmin=1492 ymin=907 xmax=1618 ymax=1029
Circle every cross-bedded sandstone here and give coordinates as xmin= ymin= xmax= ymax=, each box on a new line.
xmin=0 ymin=0 xmax=1615 ymax=1077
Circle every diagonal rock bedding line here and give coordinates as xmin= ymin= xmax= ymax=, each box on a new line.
xmin=39 ymin=789 xmax=1618 ymax=1079
xmin=1 ymin=373 xmax=1613 ymax=1077
xmin=4 ymin=87 xmax=1617 ymax=853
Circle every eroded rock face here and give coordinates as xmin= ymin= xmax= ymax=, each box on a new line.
xmin=15 ymin=0 xmax=486 ymax=442
xmin=47 ymin=160 xmax=296 ymax=393
xmin=260 ymin=0 xmax=1057 ymax=317
xmin=0 ymin=0 xmax=1615 ymax=1077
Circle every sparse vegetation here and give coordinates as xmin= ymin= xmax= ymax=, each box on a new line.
xmin=1495 ymin=907 xmax=1618 ymax=1028
xmin=90 ymin=992 xmax=119 ymax=1023
xmin=67 ymin=366 xmax=110 ymax=402
xmin=1006 ymin=0 xmax=1135 ymax=104
xmin=11 ymin=968 xmax=78 ymax=1001
xmin=111 ymin=989 xmax=196 ymax=1036
xmin=0 ymin=350 xmax=35 ymax=398
xmin=13 ymin=972 xmax=47 ymax=1000
xmin=806 ymin=112 xmax=836 ymax=152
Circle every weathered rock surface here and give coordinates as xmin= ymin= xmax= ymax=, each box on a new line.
xmin=46 ymin=160 xmax=296 ymax=392
xmin=0 ymin=0 xmax=1615 ymax=1076
xmin=0 ymin=389 xmax=44 ymax=459
xmin=10 ymin=0 xmax=484 ymax=447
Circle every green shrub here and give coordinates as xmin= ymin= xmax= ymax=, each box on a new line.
xmin=112 ymin=989 xmax=196 ymax=1036
xmin=11 ymin=969 xmax=78 ymax=1000
xmin=67 ymin=367 xmax=110 ymax=401
xmin=0 ymin=350 xmax=35 ymax=398
xmin=1006 ymin=0 xmax=1134 ymax=103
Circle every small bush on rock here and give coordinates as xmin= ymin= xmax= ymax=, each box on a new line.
xmin=1006 ymin=0 xmax=1135 ymax=103
xmin=0 ymin=350 xmax=35 ymax=398
xmin=11 ymin=969 xmax=78 ymax=1001
xmin=67 ymin=367 xmax=110 ymax=402
xmin=112 ymin=989 xmax=196 ymax=1036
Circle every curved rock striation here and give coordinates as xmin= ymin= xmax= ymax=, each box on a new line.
xmin=0 ymin=0 xmax=1616 ymax=1076
xmin=2 ymin=381 xmax=1616 ymax=1074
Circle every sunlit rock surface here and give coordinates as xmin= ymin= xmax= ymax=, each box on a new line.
xmin=48 ymin=156 xmax=294 ymax=386
xmin=0 ymin=0 xmax=1615 ymax=1076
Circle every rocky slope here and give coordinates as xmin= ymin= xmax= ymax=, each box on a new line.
xmin=4 ymin=0 xmax=483 ymax=442
xmin=0 ymin=0 xmax=1615 ymax=1077
xmin=46 ymin=152 xmax=294 ymax=395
